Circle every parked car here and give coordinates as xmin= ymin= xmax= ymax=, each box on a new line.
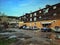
xmin=54 ymin=26 xmax=60 ymax=33
xmin=25 ymin=26 xmax=30 ymax=30
xmin=19 ymin=25 xmax=27 ymax=29
xmin=25 ymin=26 xmax=39 ymax=30
xmin=32 ymin=26 xmax=39 ymax=30
xmin=19 ymin=26 xmax=23 ymax=29
xmin=23 ymin=26 xmax=32 ymax=30
xmin=54 ymin=28 xmax=60 ymax=33
xmin=41 ymin=27 xmax=52 ymax=32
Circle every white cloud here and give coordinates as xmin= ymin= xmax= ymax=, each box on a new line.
xmin=19 ymin=0 xmax=34 ymax=6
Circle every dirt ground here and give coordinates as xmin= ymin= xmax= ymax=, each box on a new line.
xmin=10 ymin=29 xmax=60 ymax=45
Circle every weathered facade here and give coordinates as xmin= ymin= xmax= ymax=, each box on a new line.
xmin=19 ymin=3 xmax=60 ymax=28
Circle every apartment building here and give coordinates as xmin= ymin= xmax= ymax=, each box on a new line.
xmin=19 ymin=3 xmax=60 ymax=28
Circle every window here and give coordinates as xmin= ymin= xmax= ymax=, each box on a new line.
xmin=27 ymin=19 xmax=28 ymax=21
xmin=44 ymin=8 xmax=49 ymax=14
xmin=19 ymin=18 xmax=21 ymax=20
xmin=39 ymin=11 xmax=41 ymax=13
xmin=30 ymin=18 xmax=32 ymax=21
xmin=22 ymin=17 xmax=23 ymax=18
xmin=34 ymin=17 xmax=36 ymax=21
xmin=30 ymin=14 xmax=32 ymax=17
xmin=24 ymin=16 xmax=26 ymax=18
xmin=53 ymin=13 xmax=56 ymax=16
xmin=34 ymin=13 xmax=36 ymax=16
xmin=53 ymin=6 xmax=56 ymax=9
xmin=39 ymin=16 xmax=42 ymax=18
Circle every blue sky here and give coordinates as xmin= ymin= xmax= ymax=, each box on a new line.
xmin=0 ymin=0 xmax=60 ymax=17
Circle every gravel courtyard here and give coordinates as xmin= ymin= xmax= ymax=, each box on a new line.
xmin=0 ymin=28 xmax=60 ymax=45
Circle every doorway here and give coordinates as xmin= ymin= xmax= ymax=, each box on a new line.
xmin=42 ymin=23 xmax=51 ymax=28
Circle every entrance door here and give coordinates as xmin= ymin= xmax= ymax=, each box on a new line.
xmin=42 ymin=23 xmax=51 ymax=28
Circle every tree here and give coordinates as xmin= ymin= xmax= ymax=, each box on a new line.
xmin=0 ymin=12 xmax=8 ymax=23
xmin=0 ymin=12 xmax=8 ymax=30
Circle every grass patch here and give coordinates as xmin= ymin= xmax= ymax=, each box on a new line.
xmin=0 ymin=38 xmax=16 ymax=45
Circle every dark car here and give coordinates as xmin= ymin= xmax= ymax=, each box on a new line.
xmin=41 ymin=27 xmax=52 ymax=32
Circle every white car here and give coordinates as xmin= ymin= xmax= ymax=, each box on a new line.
xmin=54 ymin=28 xmax=60 ymax=32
